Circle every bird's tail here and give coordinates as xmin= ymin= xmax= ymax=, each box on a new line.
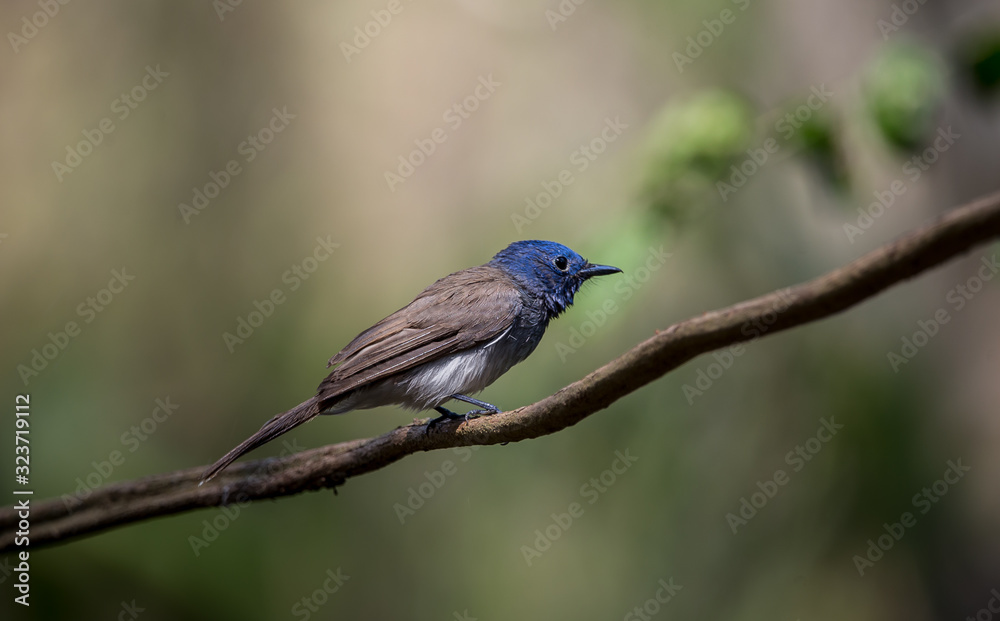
xmin=200 ymin=397 xmax=321 ymax=484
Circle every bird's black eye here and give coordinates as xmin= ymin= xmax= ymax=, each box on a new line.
xmin=553 ymin=256 xmax=569 ymax=271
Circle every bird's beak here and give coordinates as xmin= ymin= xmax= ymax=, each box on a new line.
xmin=578 ymin=262 xmax=623 ymax=280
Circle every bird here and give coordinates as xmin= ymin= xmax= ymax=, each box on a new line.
xmin=200 ymin=240 xmax=621 ymax=483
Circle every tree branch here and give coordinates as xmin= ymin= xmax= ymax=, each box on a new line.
xmin=4 ymin=190 xmax=1000 ymax=553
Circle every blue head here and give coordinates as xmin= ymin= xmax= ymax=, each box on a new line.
xmin=489 ymin=240 xmax=622 ymax=318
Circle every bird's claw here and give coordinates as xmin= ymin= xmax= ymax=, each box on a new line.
xmin=424 ymin=407 xmax=496 ymax=434
xmin=425 ymin=408 xmax=463 ymax=434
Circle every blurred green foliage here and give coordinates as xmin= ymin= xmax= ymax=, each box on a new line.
xmin=864 ymin=42 xmax=946 ymax=151
xmin=639 ymin=90 xmax=754 ymax=220
xmin=961 ymin=30 xmax=1000 ymax=93
xmin=785 ymin=92 xmax=849 ymax=192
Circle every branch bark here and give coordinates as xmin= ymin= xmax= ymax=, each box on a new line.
xmin=4 ymin=190 xmax=1000 ymax=553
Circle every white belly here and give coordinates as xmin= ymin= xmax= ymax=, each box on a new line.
xmin=325 ymin=326 xmax=533 ymax=413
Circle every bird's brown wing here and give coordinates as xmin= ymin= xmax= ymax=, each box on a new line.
xmin=316 ymin=265 xmax=523 ymax=408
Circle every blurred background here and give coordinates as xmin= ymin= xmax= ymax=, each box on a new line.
xmin=2 ymin=0 xmax=1000 ymax=618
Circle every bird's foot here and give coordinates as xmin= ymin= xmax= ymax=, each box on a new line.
xmin=425 ymin=396 xmax=503 ymax=434
xmin=425 ymin=406 xmax=499 ymax=434
xmin=448 ymin=394 xmax=501 ymax=414
xmin=425 ymin=407 xmax=467 ymax=434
